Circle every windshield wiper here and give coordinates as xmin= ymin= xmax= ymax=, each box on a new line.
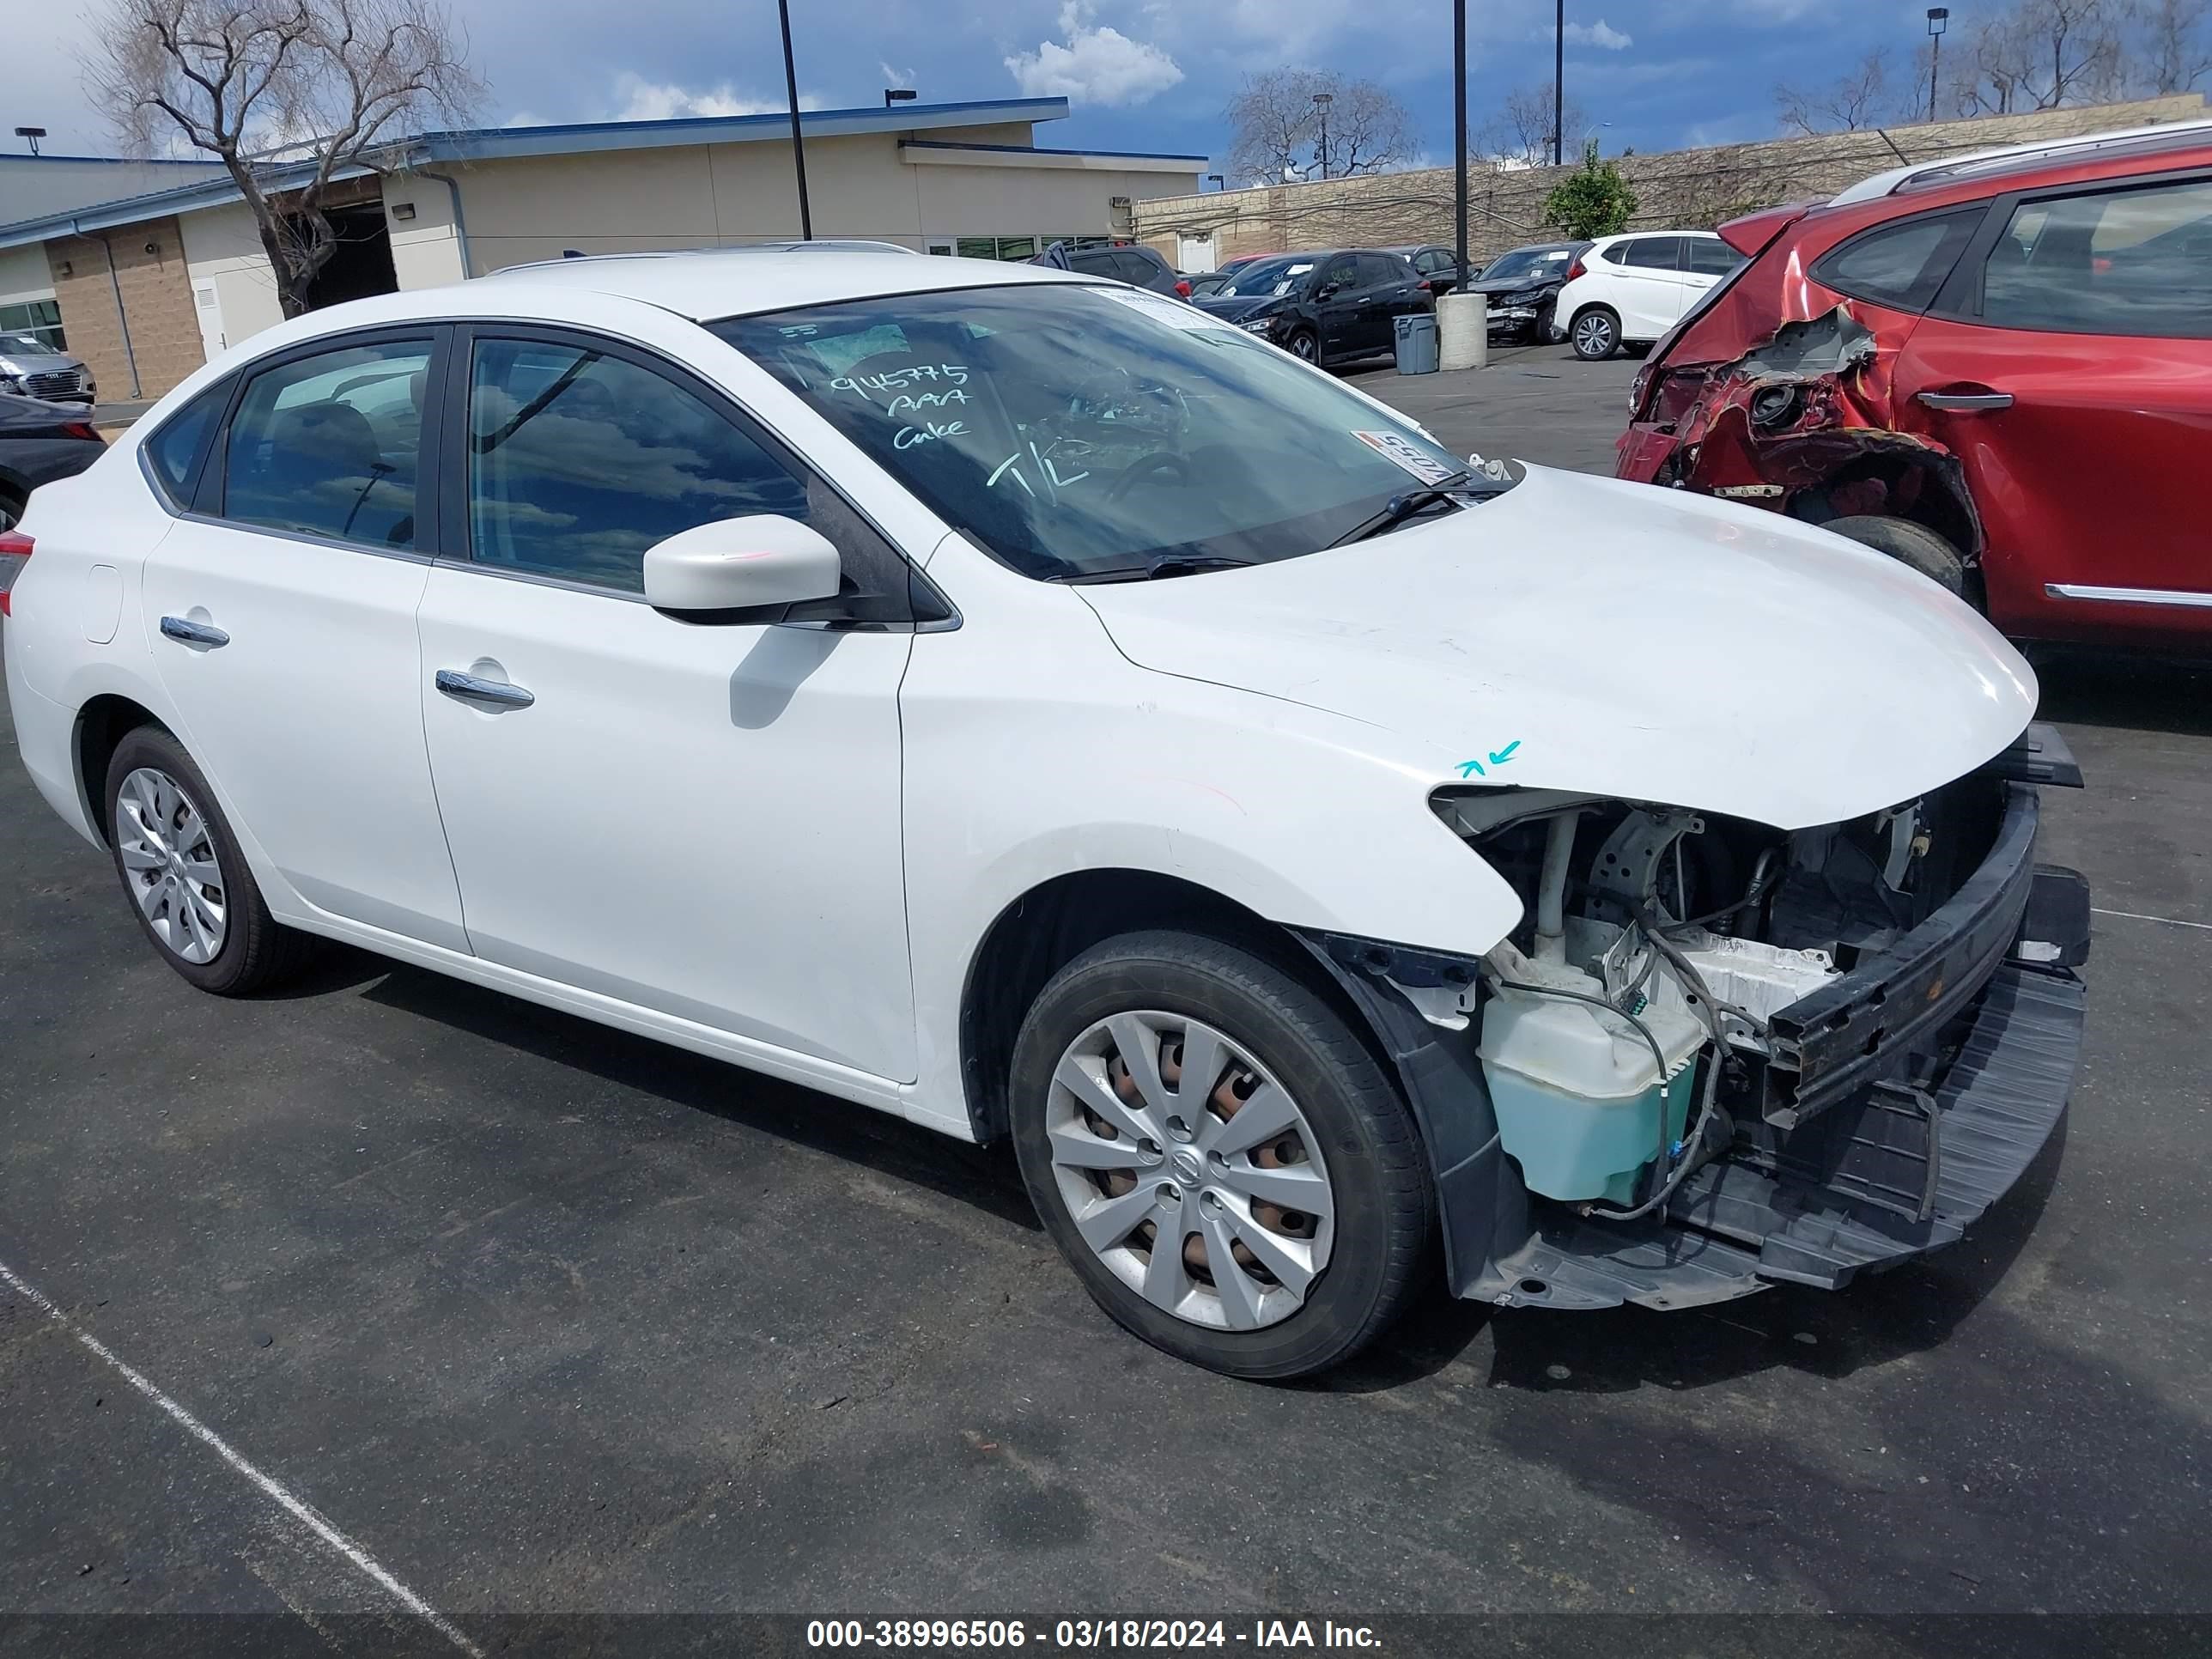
xmin=1052 ymin=555 xmax=1258 ymax=585
xmin=1326 ymin=471 xmax=1479 ymax=548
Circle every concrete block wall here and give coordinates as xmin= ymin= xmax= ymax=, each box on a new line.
xmin=44 ymin=216 xmax=204 ymax=402
xmin=1138 ymin=94 xmax=2208 ymax=270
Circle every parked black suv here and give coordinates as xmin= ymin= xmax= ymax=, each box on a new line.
xmin=1190 ymin=249 xmax=1433 ymax=367
xmin=1461 ymin=241 xmax=1589 ymax=341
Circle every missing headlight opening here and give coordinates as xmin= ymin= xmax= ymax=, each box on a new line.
xmin=1429 ymin=784 xmax=1996 ymax=1221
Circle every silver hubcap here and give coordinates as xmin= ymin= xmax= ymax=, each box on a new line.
xmin=1576 ymin=314 xmax=1612 ymax=353
xmin=1292 ymin=335 xmax=1316 ymax=360
xmin=1047 ymin=1012 xmax=1334 ymax=1333
xmin=115 ymin=767 xmax=228 ymax=964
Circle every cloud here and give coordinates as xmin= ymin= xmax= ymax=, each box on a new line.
xmin=605 ymin=72 xmax=822 ymax=121
xmin=1563 ymin=20 xmax=1632 ymax=51
xmin=1005 ymin=2 xmax=1184 ymax=108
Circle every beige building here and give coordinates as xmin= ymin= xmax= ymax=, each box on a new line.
xmin=0 ymin=97 xmax=1202 ymax=403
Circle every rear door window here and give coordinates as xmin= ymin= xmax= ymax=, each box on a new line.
xmin=1357 ymin=253 xmax=1404 ymax=289
xmin=1816 ymin=207 xmax=1983 ymax=312
xmin=1978 ymin=177 xmax=2212 ymax=337
xmin=1620 ymin=237 xmax=1684 ymax=270
xmin=144 ymin=379 xmax=230 ymax=507
xmin=219 ymin=337 xmax=433 ymax=548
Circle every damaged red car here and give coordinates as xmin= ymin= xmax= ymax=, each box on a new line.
xmin=1617 ymin=118 xmax=2212 ymax=652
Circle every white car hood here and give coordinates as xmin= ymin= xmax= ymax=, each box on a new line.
xmin=1079 ymin=466 xmax=2037 ymax=830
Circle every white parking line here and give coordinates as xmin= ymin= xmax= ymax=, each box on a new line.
xmin=2092 ymin=906 xmax=2212 ymax=933
xmin=0 ymin=1258 xmax=482 ymax=1657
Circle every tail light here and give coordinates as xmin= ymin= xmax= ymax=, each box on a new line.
xmin=1565 ymin=257 xmax=1586 ymax=282
xmin=0 ymin=530 xmax=31 ymax=618
xmin=62 ymin=420 xmax=100 ymax=441
xmin=1176 ymin=278 xmax=1192 ymax=298
xmin=1417 ymin=279 xmax=1432 ymax=292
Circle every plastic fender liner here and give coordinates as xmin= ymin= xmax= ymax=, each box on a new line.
xmin=1295 ymin=932 xmax=1532 ymax=1302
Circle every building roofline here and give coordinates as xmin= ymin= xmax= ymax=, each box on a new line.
xmin=0 ymin=153 xmax=228 ymax=167
xmin=0 ymin=97 xmax=1075 ymax=249
xmin=897 ymin=139 xmax=1209 ymax=162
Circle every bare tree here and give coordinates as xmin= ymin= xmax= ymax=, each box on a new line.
xmin=1222 ymin=69 xmax=1417 ymax=185
xmin=1774 ymin=48 xmax=1903 ymax=134
xmin=85 ymin=0 xmax=483 ymax=318
xmin=2131 ymin=0 xmax=2212 ymax=92
xmin=1480 ymin=82 xmax=1585 ymax=167
xmin=1953 ymin=0 xmax=2128 ymax=112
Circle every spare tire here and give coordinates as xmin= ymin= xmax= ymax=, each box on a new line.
xmin=1821 ymin=514 xmax=1968 ymax=599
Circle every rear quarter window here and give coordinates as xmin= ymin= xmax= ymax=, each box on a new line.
xmin=1814 ymin=207 xmax=1984 ymax=312
xmin=143 ymin=380 xmax=231 ymax=508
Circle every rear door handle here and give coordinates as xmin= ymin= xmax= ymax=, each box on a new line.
xmin=159 ymin=616 xmax=229 ymax=648
xmin=1917 ymin=389 xmax=2014 ymax=411
xmin=434 ymin=668 xmax=535 ymax=708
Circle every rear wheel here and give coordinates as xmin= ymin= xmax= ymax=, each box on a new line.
xmin=1570 ymin=306 xmax=1620 ymax=360
xmin=1822 ymin=514 xmax=1969 ymax=599
xmin=103 ymin=726 xmax=315 ymax=995
xmin=1010 ymin=930 xmax=1432 ymax=1379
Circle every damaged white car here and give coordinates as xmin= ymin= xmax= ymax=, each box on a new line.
xmin=0 ymin=252 xmax=2089 ymax=1376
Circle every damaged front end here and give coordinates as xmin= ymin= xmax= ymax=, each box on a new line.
xmin=1619 ymin=306 xmax=1984 ymax=562
xmin=1302 ymin=726 xmax=2090 ymax=1312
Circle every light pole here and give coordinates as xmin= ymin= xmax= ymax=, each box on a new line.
xmin=1207 ymin=173 xmax=1225 ymax=191
xmin=1453 ymin=0 xmax=1468 ymax=289
xmin=1926 ymin=9 xmax=1949 ymax=124
xmin=1553 ymin=0 xmax=1565 ymax=166
xmin=884 ymin=87 xmax=916 ymax=108
xmin=776 ymin=0 xmax=812 ymax=239
xmin=13 ymin=125 xmax=45 ymax=156
xmin=1313 ymin=92 xmax=1333 ymax=180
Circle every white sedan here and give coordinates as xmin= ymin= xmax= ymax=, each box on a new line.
xmin=0 ymin=250 xmax=2086 ymax=1376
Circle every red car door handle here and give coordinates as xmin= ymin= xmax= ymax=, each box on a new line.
xmin=1917 ymin=389 xmax=2014 ymax=411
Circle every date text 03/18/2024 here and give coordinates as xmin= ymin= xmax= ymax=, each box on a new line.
xmin=805 ymin=1619 xmax=1383 ymax=1650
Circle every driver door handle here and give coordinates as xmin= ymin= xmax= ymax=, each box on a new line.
xmin=1917 ymin=388 xmax=2014 ymax=412
xmin=435 ymin=668 xmax=535 ymax=708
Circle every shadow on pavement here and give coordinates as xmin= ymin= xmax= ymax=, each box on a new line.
xmin=2033 ymin=651 xmax=2212 ymax=738
xmin=358 ymin=960 xmax=1043 ymax=1233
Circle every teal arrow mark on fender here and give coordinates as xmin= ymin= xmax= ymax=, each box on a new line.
xmin=1488 ymin=740 xmax=1521 ymax=767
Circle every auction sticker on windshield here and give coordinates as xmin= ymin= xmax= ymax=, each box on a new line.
xmin=1093 ymin=288 xmax=1242 ymax=333
xmin=1353 ymin=428 xmax=1461 ymax=485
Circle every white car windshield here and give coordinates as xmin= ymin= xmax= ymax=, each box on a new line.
xmin=713 ymin=283 xmax=1496 ymax=581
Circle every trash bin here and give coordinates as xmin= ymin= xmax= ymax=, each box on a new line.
xmin=1394 ymin=313 xmax=1439 ymax=375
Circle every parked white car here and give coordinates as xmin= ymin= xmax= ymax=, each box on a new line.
xmin=0 ymin=251 xmax=2087 ymax=1377
xmin=1548 ymin=229 xmax=1746 ymax=359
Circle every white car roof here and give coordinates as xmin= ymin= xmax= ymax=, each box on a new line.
xmin=472 ymin=247 xmax=1087 ymax=320
xmin=1585 ymin=228 xmax=1722 ymax=247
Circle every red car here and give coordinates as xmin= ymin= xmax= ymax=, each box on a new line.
xmin=1616 ymin=118 xmax=2212 ymax=652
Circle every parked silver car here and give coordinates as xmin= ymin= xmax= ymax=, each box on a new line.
xmin=0 ymin=333 xmax=95 ymax=405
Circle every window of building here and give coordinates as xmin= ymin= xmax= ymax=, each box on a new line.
xmin=0 ymin=299 xmax=65 ymax=351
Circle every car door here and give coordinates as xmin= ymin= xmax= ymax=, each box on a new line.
xmin=1893 ymin=172 xmax=2212 ymax=645
xmin=1311 ymin=255 xmax=1364 ymax=357
xmin=1609 ymin=237 xmax=1689 ymax=338
xmin=1356 ymin=254 xmax=1419 ymax=353
xmin=413 ymin=325 xmax=920 ymax=1079
xmin=1680 ymin=235 xmax=1744 ymax=309
xmin=137 ymin=327 xmax=469 ymax=949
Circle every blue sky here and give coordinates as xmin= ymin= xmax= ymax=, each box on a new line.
xmin=17 ymin=0 xmax=1957 ymax=166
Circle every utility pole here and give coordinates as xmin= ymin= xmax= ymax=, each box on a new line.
xmin=1926 ymin=9 xmax=1949 ymax=124
xmin=1314 ymin=92 xmax=1334 ymax=180
xmin=776 ymin=0 xmax=813 ymax=238
xmin=1553 ymin=0 xmax=1565 ymax=166
xmin=1454 ymin=0 xmax=1468 ymax=289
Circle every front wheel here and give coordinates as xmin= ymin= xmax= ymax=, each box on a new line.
xmin=1570 ymin=306 xmax=1620 ymax=360
xmin=1285 ymin=328 xmax=1321 ymax=366
xmin=1010 ymin=931 xmax=1433 ymax=1379
xmin=104 ymin=725 xmax=315 ymax=995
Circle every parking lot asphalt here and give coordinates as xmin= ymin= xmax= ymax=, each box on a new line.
xmin=3 ymin=346 xmax=2208 ymax=1644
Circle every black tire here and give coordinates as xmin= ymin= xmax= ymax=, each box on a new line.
xmin=1570 ymin=305 xmax=1620 ymax=360
xmin=1821 ymin=514 xmax=1968 ymax=598
xmin=1285 ymin=328 xmax=1322 ymax=367
xmin=1010 ymin=930 xmax=1433 ymax=1379
xmin=102 ymin=724 xmax=316 ymax=995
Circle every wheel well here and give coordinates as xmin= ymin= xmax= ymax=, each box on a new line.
xmin=957 ymin=870 xmax=1376 ymax=1145
xmin=1786 ymin=452 xmax=1981 ymax=563
xmin=74 ymin=695 xmax=166 ymax=845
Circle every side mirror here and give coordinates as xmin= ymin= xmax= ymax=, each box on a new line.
xmin=641 ymin=514 xmax=842 ymax=616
